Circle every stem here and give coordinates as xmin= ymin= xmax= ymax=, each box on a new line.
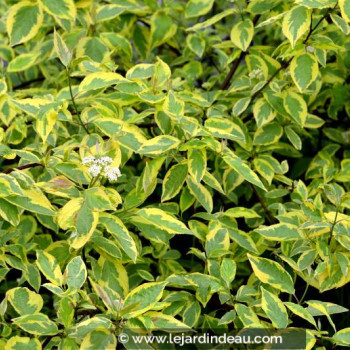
xmin=303 ymin=3 xmax=337 ymax=45
xmin=1 ymin=162 xmax=43 ymax=174
xmin=89 ymin=172 xmax=102 ymax=188
xmin=328 ymin=208 xmax=339 ymax=245
xmin=220 ymin=51 xmax=246 ymax=90
xmin=244 ymin=5 xmax=336 ymax=108
xmin=249 ymin=57 xmax=293 ymax=103
xmin=299 ymin=283 xmax=309 ymax=305
xmin=67 ymin=68 xmax=90 ymax=134
xmin=220 ymin=15 xmax=260 ymax=90
xmin=250 ymin=183 xmax=276 ymax=224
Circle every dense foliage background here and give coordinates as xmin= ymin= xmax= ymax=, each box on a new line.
xmin=0 ymin=0 xmax=349 ymax=348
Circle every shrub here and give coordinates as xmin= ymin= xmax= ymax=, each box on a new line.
xmin=0 ymin=0 xmax=350 ymax=349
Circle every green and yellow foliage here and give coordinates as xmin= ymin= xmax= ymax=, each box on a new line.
xmin=0 ymin=0 xmax=349 ymax=348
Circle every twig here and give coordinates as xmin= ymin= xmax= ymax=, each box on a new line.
xmin=328 ymin=208 xmax=339 ymax=245
xmin=220 ymin=15 xmax=260 ymax=90
xmin=249 ymin=57 xmax=293 ymax=103
xmin=244 ymin=5 xmax=336 ymax=107
xmin=67 ymin=68 xmax=90 ymax=134
xmin=1 ymin=163 xmax=43 ymax=174
xmin=303 ymin=3 xmax=337 ymax=45
xmin=220 ymin=52 xmax=245 ymax=90
xmin=250 ymin=183 xmax=276 ymax=224
xmin=298 ymin=283 xmax=309 ymax=305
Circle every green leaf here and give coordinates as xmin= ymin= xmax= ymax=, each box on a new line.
xmin=36 ymin=108 xmax=58 ymax=143
xmin=290 ymin=53 xmax=319 ymax=91
xmin=188 ymin=148 xmax=206 ymax=183
xmin=146 ymin=311 xmax=192 ymax=330
xmin=186 ymin=175 xmax=213 ymax=213
xmin=7 ymin=2 xmax=43 ymax=46
xmin=65 ymin=257 xmax=87 ymax=290
xmin=204 ymin=117 xmax=246 ymax=142
xmin=232 ymin=97 xmax=251 ymax=116
xmin=247 ymin=254 xmax=295 ymax=293
xmin=12 ymin=313 xmax=59 ymax=336
xmin=94 ymin=257 xmax=128 ymax=298
xmin=134 ymin=208 xmax=192 ymax=235
xmin=223 ymin=154 xmax=266 ymax=191
xmin=231 ymin=19 xmax=254 ymax=51
xmin=68 ymin=316 xmax=112 ymax=339
xmin=340 ymin=0 xmax=350 ymax=22
xmin=6 ymin=188 xmax=56 ymax=216
xmin=7 ymin=53 xmax=39 ymax=73
xmin=261 ymin=287 xmax=288 ymax=328
xmin=80 ymin=329 xmax=117 ymax=350
xmin=224 ymin=207 xmax=260 ymax=219
xmin=253 ymin=122 xmax=283 ymax=145
xmin=330 ymin=13 xmax=350 ymax=34
xmin=126 ymin=64 xmax=155 ymax=80
xmin=296 ymin=0 xmax=336 ymax=8
xmin=220 ymin=258 xmax=236 ymax=285
xmin=187 ymin=8 xmax=235 ymax=31
xmin=306 ymin=301 xmax=337 ymax=331
xmin=122 ymin=282 xmax=167 ymax=318
xmin=284 ymin=302 xmax=317 ymax=327
xmin=285 ymin=126 xmax=302 ymax=150
xmin=282 ymin=6 xmax=311 ymax=47
xmin=163 ymin=92 xmax=185 ymax=119
xmin=283 ymin=91 xmax=308 ymax=126
xmin=227 ymin=228 xmax=259 ymax=254
xmin=99 ymin=213 xmax=138 ymax=262
xmin=186 ymin=34 xmax=206 ymax=57
xmin=79 ymin=72 xmax=127 ymax=92
xmin=255 ymin=223 xmax=303 ymax=241
xmin=162 ymin=162 xmax=188 ymax=202
xmin=185 ymin=0 xmax=214 ymax=18
xmin=332 ymin=328 xmax=350 ymax=346
xmin=139 ymin=135 xmax=180 ymax=156
xmin=36 ymin=250 xmax=63 ymax=286
xmin=235 ymin=304 xmax=261 ymax=327
xmin=150 ymin=11 xmax=177 ymax=49
xmin=5 ymin=337 xmax=41 ymax=350
xmin=40 ymin=0 xmax=76 ymax=20
xmin=253 ymin=98 xmax=277 ymax=128
xmin=6 ymin=287 xmax=43 ymax=315
xmin=53 ymin=29 xmax=72 ymax=67
xmin=70 ymin=202 xmax=99 ymax=250
xmin=205 ymin=221 xmax=230 ymax=257
xmin=97 ymin=5 xmax=125 ymax=22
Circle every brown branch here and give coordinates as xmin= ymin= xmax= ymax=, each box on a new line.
xmin=2 ymin=163 xmax=43 ymax=174
xmin=244 ymin=5 xmax=336 ymax=108
xmin=220 ymin=15 xmax=260 ymax=90
xmin=303 ymin=3 xmax=336 ymax=44
xmin=250 ymin=183 xmax=276 ymax=224
xmin=249 ymin=57 xmax=293 ymax=103
xmin=220 ymin=51 xmax=245 ymax=90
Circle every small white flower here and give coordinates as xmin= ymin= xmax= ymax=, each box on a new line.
xmin=88 ymin=164 xmax=102 ymax=177
xmin=249 ymin=68 xmax=262 ymax=79
xmin=82 ymin=156 xmax=95 ymax=165
xmin=283 ymin=70 xmax=291 ymax=77
xmin=96 ymin=156 xmax=113 ymax=166
xmin=105 ymin=166 xmax=121 ymax=181
xmin=306 ymin=46 xmax=315 ymax=53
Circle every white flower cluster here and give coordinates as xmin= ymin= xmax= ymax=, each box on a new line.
xmin=82 ymin=156 xmax=121 ymax=182
xmin=249 ymin=68 xmax=263 ymax=79
xmin=306 ymin=46 xmax=315 ymax=53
